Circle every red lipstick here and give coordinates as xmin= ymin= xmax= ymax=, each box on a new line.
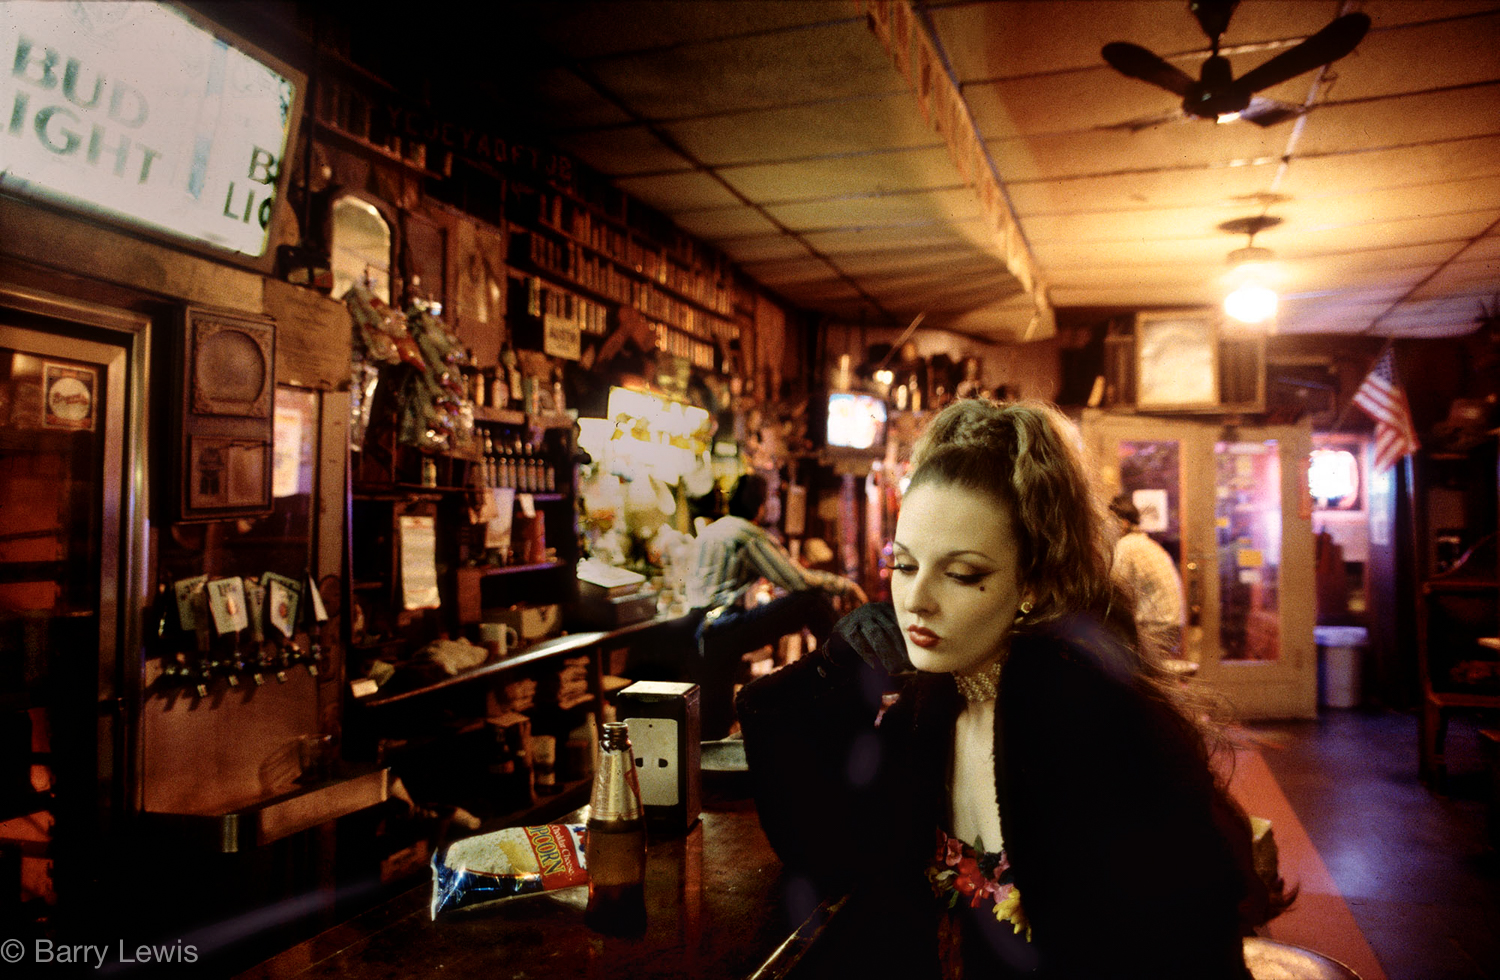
xmin=906 ymin=626 xmax=939 ymax=649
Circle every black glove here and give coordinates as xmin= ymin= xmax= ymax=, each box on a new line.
xmin=827 ymin=601 xmax=910 ymax=675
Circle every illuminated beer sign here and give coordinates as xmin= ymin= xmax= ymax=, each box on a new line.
xmin=0 ymin=2 xmax=300 ymax=259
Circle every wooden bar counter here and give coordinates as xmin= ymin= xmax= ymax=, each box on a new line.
xmin=236 ymin=791 xmax=815 ymax=980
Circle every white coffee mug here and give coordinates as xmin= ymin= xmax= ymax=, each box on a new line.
xmin=479 ymin=621 xmax=520 ymax=659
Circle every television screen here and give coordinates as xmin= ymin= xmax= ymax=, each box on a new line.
xmin=826 ymin=392 xmax=887 ymax=451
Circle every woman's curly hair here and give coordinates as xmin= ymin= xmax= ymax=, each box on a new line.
xmin=908 ymin=398 xmax=1115 ymax=627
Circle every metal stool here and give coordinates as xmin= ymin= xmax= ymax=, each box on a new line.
xmin=1244 ymin=937 xmax=1362 ymax=980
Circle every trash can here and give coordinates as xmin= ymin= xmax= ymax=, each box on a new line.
xmin=1315 ymin=626 xmax=1368 ymax=709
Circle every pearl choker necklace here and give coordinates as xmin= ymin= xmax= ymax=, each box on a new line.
xmin=953 ymin=657 xmax=1004 ymax=703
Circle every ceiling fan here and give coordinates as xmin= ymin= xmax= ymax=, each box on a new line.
xmin=1101 ymin=0 xmax=1371 ymax=127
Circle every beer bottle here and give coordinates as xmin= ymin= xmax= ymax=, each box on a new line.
xmin=584 ymin=721 xmax=647 ymax=936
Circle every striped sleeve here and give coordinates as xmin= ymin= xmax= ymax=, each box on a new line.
xmin=743 ymin=532 xmax=851 ymax=598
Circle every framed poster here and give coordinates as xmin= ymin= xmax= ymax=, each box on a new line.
xmin=1134 ymin=311 xmax=1219 ymax=411
xmin=175 ymin=307 xmax=276 ymax=521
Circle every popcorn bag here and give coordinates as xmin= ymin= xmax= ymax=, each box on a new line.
xmin=431 ymin=824 xmax=588 ymax=917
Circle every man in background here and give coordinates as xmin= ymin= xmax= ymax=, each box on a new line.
xmin=689 ymin=473 xmax=866 ymax=738
xmin=1109 ymin=493 xmax=1186 ymax=660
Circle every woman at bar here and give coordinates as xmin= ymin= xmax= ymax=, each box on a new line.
xmin=737 ymin=399 xmax=1288 ymax=979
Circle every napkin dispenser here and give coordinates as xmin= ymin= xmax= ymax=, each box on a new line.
xmin=615 ymin=681 xmax=700 ymax=833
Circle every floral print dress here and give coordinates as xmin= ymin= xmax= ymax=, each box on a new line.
xmin=928 ymin=828 xmax=1038 ymax=977
xmin=930 ymin=685 xmax=1038 ymax=977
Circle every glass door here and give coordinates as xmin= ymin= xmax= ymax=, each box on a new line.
xmin=0 ymin=287 xmax=148 ymax=928
xmin=1081 ymin=410 xmax=1317 ymax=720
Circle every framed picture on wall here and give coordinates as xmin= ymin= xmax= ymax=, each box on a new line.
xmin=175 ymin=307 xmax=276 ymax=521
xmin=1134 ymin=311 xmax=1219 ymax=411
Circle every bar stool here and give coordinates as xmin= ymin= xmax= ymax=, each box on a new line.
xmin=1244 ymin=937 xmax=1363 ymax=979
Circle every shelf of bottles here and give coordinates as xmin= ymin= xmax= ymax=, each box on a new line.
xmin=474 ymin=423 xmax=561 ymax=496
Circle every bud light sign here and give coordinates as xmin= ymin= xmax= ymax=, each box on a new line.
xmin=1 ymin=2 xmax=299 ymax=258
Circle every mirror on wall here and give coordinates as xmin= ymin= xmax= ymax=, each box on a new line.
xmin=330 ymin=196 xmax=393 ymax=303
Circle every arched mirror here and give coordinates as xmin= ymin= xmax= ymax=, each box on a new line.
xmin=330 ymin=195 xmax=393 ymax=303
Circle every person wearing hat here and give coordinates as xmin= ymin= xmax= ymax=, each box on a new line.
xmin=1109 ymin=493 xmax=1186 ymax=661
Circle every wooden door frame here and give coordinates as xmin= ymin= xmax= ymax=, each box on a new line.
xmin=1081 ymin=409 xmax=1317 ymax=720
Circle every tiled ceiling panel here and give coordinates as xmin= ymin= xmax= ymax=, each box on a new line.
xmin=719 ymin=147 xmax=956 ymax=203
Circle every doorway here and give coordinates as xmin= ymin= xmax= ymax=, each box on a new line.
xmin=1081 ymin=410 xmax=1317 ymax=720
xmin=0 ymin=284 xmax=150 ymax=929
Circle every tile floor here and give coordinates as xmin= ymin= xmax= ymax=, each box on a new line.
xmin=1245 ymin=708 xmax=1500 ymax=980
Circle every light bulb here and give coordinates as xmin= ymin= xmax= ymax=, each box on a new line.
xmin=1224 ymin=282 xmax=1278 ymax=324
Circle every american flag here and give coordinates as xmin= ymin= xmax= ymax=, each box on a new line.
xmin=1352 ymin=348 xmax=1419 ymax=472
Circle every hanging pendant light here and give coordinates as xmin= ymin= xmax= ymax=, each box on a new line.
xmin=1218 ymin=216 xmax=1282 ymax=326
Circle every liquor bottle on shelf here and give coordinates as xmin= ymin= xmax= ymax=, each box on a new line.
xmin=584 ymin=721 xmax=647 ymax=937
xmin=490 ymin=369 xmax=509 ymax=410
xmin=482 ymin=431 xmax=497 ymax=488
xmin=502 ymin=348 xmax=523 ymax=412
xmin=499 ymin=440 xmax=516 ymax=489
xmin=524 ymin=442 xmax=537 ymax=492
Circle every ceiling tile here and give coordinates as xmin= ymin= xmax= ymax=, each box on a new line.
xmin=1024 ymin=201 xmax=1272 ymax=244
xmin=1261 ymin=210 xmax=1500 ymax=255
xmin=669 ymin=205 xmax=782 ymax=241
xmin=522 ymin=67 xmax=637 ymax=130
xmin=1462 ymin=233 xmax=1500 ymax=261
xmin=765 ymin=187 xmax=984 ymax=230
xmin=1296 ymin=86 xmax=1500 ymax=156
xmin=803 ymin=221 xmax=1009 ymax=259
xmin=1279 ymin=135 xmax=1500 ymax=197
xmin=1275 ymin=296 xmax=1400 ymax=334
xmin=613 ymin=171 xmax=746 ymax=212
xmin=1006 ymin=163 xmax=1282 ymax=215
xmin=1292 ymin=242 xmax=1467 ymax=279
xmin=709 ymin=233 xmax=815 ymax=264
xmin=527 ymin=0 xmax=855 ymax=59
xmin=1407 ymin=255 xmax=1500 ymax=299
xmin=585 ymin=20 xmax=900 ymax=120
xmin=1035 ymin=234 xmax=1239 ymax=270
xmin=719 ymin=146 xmax=961 ymax=203
xmin=660 ymin=93 xmax=942 ymax=166
xmin=829 ymin=244 xmax=996 ymax=276
xmin=1323 ymin=9 xmax=1500 ymax=101
xmin=1049 ymin=284 xmax=1222 ymax=308
xmin=552 ymin=125 xmax=694 ymax=176
xmin=990 ymin=122 xmax=1289 ymax=183
xmin=1269 ymin=177 xmax=1500 ymax=230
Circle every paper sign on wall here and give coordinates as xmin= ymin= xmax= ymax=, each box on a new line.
xmin=173 ymin=575 xmax=208 ymax=630
xmin=399 ymin=515 xmax=441 ymax=610
xmin=207 ymin=577 xmax=249 ymax=634
xmin=262 ymin=571 xmax=302 ymax=637
xmin=486 ymin=487 xmax=516 ymax=551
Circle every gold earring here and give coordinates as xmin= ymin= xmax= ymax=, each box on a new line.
xmin=1018 ymin=599 xmax=1033 ymax=615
